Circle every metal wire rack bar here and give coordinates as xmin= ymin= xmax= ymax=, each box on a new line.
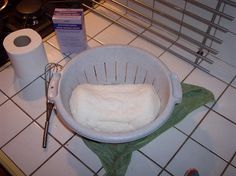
xmin=84 ymin=0 xmax=235 ymax=72
xmin=194 ymin=0 xmax=226 ymax=64
xmin=130 ymin=0 xmax=223 ymax=44
xmin=223 ymin=0 xmax=236 ymax=7
xmin=93 ymin=0 xmax=216 ymax=61
xmin=83 ymin=3 xmax=210 ymax=72
xmin=111 ymin=0 xmax=218 ymax=54
xmin=185 ymin=0 xmax=234 ymax=21
xmin=155 ymin=0 xmax=229 ymax=33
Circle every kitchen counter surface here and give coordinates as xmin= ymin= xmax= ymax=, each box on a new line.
xmin=0 ymin=1 xmax=236 ymax=176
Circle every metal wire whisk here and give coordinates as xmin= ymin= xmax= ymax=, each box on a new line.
xmin=43 ymin=63 xmax=63 ymax=148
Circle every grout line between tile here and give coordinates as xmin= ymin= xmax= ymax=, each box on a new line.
xmin=231 ymin=164 xmax=236 ymax=169
xmin=228 ymin=30 xmax=236 ymax=35
xmin=208 ymin=52 xmax=236 ymax=69
xmin=181 ymin=67 xmax=196 ymax=83
xmin=189 ymin=135 xmax=230 ymax=165
xmin=211 ymin=108 xmax=236 ymax=126
xmin=172 ymin=125 xmax=234 ymax=172
xmin=157 ymin=36 xmax=182 ymax=59
xmin=29 ymin=133 xmax=76 ymax=176
xmin=0 ymin=105 xmax=50 ymax=150
xmin=88 ymin=37 xmax=104 ymax=45
xmin=230 ymin=76 xmax=236 ymax=88
xmin=0 ymin=109 xmax=32 ymax=150
xmin=186 ymin=59 xmax=233 ymax=87
xmin=1 ymin=98 xmax=76 ymax=174
xmin=45 ymin=40 xmax=59 ymax=52
xmin=85 ymin=7 xmax=124 ymax=41
xmin=137 ymin=150 xmax=174 ymax=176
xmin=137 ymin=150 xmax=164 ymax=169
xmin=45 ymin=41 xmax=69 ymax=59
xmin=185 ymin=74 xmax=236 ymax=134
xmin=42 ymin=32 xmax=56 ymax=42
xmin=0 ymin=89 xmax=9 ymax=98
xmin=220 ymin=152 xmax=236 ymax=175
xmin=127 ymin=28 xmax=147 ymax=45
xmin=0 ymin=90 xmax=9 ymax=106
xmin=28 ymin=130 xmax=100 ymax=176
xmin=94 ymin=166 xmax=103 ymax=176
xmin=209 ymin=75 xmax=236 ymax=125
xmin=162 ymin=76 xmax=236 ymax=174
xmin=208 ymin=75 xmax=236 ymax=109
xmin=63 ymin=143 xmax=98 ymax=174
xmin=9 ymin=76 xmax=44 ymax=99
xmin=157 ymin=106 xmax=212 ymax=176
xmin=160 ymin=75 xmax=235 ymax=173
xmin=29 ymin=146 xmax=62 ymax=176
xmin=0 ymin=62 xmax=11 ymax=72
xmin=33 ymin=112 xmax=74 ymax=145
xmin=0 ymin=149 xmax=26 ymax=176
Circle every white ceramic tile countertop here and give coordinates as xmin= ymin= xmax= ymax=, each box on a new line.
xmin=0 ymin=2 xmax=236 ymax=176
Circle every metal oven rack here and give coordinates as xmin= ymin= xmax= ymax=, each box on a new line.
xmin=83 ymin=0 xmax=236 ymax=72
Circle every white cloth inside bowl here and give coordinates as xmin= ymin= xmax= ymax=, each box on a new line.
xmin=69 ymin=84 xmax=161 ymax=133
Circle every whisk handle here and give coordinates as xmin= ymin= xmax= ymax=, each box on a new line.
xmin=48 ymin=72 xmax=61 ymax=101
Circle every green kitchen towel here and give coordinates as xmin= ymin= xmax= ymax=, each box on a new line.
xmin=83 ymin=83 xmax=215 ymax=176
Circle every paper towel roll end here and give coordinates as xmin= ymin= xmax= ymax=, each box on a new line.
xmin=3 ymin=28 xmax=48 ymax=81
xmin=3 ymin=28 xmax=43 ymax=55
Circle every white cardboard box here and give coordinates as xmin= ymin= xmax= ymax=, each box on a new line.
xmin=52 ymin=8 xmax=87 ymax=54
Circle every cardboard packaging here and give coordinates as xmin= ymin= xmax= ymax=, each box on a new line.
xmin=52 ymin=8 xmax=87 ymax=54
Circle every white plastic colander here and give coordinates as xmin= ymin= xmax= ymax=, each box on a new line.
xmin=48 ymin=45 xmax=182 ymax=143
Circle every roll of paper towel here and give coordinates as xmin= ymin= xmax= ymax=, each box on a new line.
xmin=3 ymin=28 xmax=48 ymax=81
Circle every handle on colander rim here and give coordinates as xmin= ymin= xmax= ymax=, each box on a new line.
xmin=48 ymin=72 xmax=61 ymax=102
xmin=170 ymin=73 xmax=182 ymax=104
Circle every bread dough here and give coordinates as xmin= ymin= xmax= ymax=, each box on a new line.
xmin=69 ymin=84 xmax=161 ymax=133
